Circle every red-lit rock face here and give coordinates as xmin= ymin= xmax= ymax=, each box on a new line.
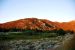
xmin=58 ymin=21 xmax=75 ymax=31
xmin=0 ymin=18 xmax=75 ymax=32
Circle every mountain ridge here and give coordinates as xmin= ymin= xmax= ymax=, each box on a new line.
xmin=0 ymin=18 xmax=75 ymax=32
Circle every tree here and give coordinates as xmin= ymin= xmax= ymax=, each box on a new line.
xmin=56 ymin=29 xmax=66 ymax=36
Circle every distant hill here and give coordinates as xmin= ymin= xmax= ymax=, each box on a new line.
xmin=0 ymin=18 xmax=75 ymax=32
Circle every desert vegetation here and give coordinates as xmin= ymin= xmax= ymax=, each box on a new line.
xmin=0 ymin=28 xmax=74 ymax=50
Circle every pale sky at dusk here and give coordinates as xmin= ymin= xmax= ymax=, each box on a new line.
xmin=0 ymin=0 xmax=75 ymax=23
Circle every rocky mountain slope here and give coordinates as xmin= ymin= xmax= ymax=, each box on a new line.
xmin=0 ymin=18 xmax=75 ymax=32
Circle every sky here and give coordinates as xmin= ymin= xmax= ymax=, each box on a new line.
xmin=0 ymin=0 xmax=75 ymax=23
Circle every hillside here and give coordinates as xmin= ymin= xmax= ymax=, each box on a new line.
xmin=0 ymin=18 xmax=75 ymax=32
xmin=0 ymin=18 xmax=59 ymax=31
